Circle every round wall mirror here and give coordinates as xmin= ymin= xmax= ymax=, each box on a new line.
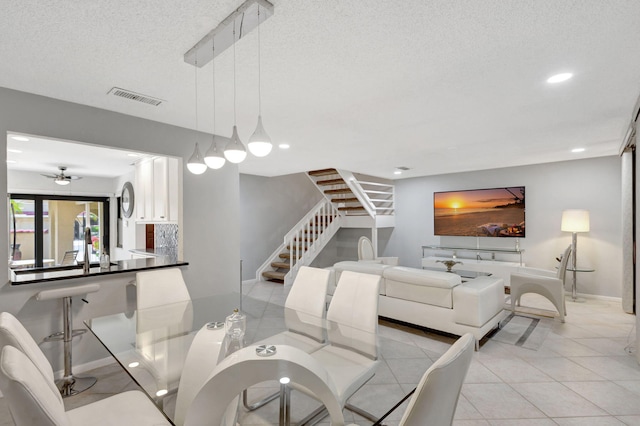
xmin=121 ymin=182 xmax=135 ymax=218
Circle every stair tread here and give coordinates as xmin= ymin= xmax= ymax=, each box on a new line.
xmin=338 ymin=206 xmax=366 ymax=211
xmin=325 ymin=188 xmax=353 ymax=195
xmin=308 ymin=168 xmax=338 ymax=177
xmin=332 ymin=197 xmax=359 ymax=203
xmin=262 ymin=271 xmax=286 ymax=280
xmin=271 ymin=261 xmax=290 ymax=269
xmin=279 ymin=253 xmax=301 ymax=259
xmin=316 ymin=178 xmax=345 ymax=186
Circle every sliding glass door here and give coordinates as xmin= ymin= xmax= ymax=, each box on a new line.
xmin=9 ymin=194 xmax=109 ymax=269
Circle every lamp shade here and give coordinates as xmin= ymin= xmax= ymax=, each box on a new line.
xmin=224 ymin=125 xmax=247 ymax=164
xmin=187 ymin=143 xmax=207 ymax=175
xmin=204 ymin=136 xmax=226 ymax=169
xmin=248 ymin=116 xmax=273 ymax=157
xmin=561 ymin=209 xmax=590 ymax=232
xmin=55 ymin=178 xmax=70 ymax=186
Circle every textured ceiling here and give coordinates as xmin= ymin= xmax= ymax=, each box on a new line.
xmin=2 ymin=0 xmax=640 ymax=179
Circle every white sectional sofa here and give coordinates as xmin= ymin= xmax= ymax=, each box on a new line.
xmin=328 ymin=261 xmax=507 ymax=349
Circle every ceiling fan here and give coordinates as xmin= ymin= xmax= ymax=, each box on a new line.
xmin=41 ymin=166 xmax=82 ymax=186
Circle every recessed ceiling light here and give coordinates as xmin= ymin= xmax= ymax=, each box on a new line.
xmin=394 ymin=170 xmax=402 ymax=175
xmin=7 ymin=149 xmax=22 ymax=153
xmin=127 ymin=153 xmax=140 ymax=158
xmin=9 ymin=135 xmax=29 ymax=142
xmin=571 ymin=147 xmax=585 ymax=153
xmin=547 ymin=73 xmax=573 ymax=84
xmin=6 ymin=160 xmax=16 ymax=164
xmin=128 ymin=362 xmax=139 ymax=368
xmin=279 ymin=143 xmax=290 ymax=149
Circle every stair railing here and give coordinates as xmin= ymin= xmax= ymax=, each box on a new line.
xmin=334 ymin=170 xmax=376 ymax=217
xmin=284 ymin=199 xmax=341 ymax=284
xmin=358 ymin=180 xmax=395 ymax=215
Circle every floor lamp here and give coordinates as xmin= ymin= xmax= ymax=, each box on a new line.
xmin=561 ymin=209 xmax=590 ymax=301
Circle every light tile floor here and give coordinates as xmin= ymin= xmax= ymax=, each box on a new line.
xmin=1 ymin=281 xmax=638 ymax=425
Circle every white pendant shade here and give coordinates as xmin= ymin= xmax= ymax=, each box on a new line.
xmin=187 ymin=142 xmax=207 ymax=174
xmin=224 ymin=126 xmax=247 ymax=164
xmin=248 ymin=115 xmax=273 ymax=157
xmin=204 ymin=136 xmax=226 ymax=169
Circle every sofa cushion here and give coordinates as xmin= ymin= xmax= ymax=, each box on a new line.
xmin=383 ymin=267 xmax=461 ymax=308
xmin=333 ymin=261 xmax=391 ymax=294
xmin=333 ymin=261 xmax=388 ymax=275
xmin=383 ymin=267 xmax=461 ymax=289
xmin=453 ymin=276 xmax=505 ymax=327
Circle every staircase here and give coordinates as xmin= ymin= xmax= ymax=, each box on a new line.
xmin=258 ymin=199 xmax=341 ymax=285
xmin=308 ymin=168 xmax=395 ymax=219
xmin=258 ymin=168 xmax=394 ymax=285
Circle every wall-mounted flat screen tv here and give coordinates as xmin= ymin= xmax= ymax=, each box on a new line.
xmin=434 ymin=186 xmax=525 ymax=237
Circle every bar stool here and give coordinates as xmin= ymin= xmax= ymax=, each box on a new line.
xmin=36 ymin=283 xmax=100 ymax=397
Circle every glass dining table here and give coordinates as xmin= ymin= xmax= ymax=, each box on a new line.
xmin=85 ymin=293 xmax=382 ymax=426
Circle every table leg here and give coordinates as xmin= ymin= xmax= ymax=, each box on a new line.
xmin=279 ymin=382 xmax=290 ymax=426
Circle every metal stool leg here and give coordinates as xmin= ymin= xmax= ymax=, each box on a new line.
xmin=57 ymin=296 xmax=97 ymax=397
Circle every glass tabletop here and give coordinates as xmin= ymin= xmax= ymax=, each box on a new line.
xmin=85 ymin=293 xmax=378 ymax=425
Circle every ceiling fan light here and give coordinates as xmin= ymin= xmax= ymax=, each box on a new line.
xmin=187 ymin=143 xmax=207 ymax=175
xmin=248 ymin=115 xmax=273 ymax=157
xmin=204 ymin=135 xmax=226 ymax=169
xmin=55 ymin=178 xmax=70 ymax=186
xmin=224 ymin=126 xmax=247 ymax=164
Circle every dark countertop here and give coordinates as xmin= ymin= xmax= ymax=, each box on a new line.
xmin=10 ymin=257 xmax=189 ymax=285
xmin=129 ymin=248 xmax=178 ymax=258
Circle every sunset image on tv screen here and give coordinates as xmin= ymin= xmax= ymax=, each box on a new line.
xmin=433 ymin=187 xmax=525 ymax=237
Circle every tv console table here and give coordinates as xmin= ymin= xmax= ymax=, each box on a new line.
xmin=421 ymin=245 xmax=525 ymax=287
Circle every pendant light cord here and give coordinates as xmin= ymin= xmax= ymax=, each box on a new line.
xmin=194 ymin=55 xmax=199 ymax=133
xmin=233 ymin=22 xmax=237 ymax=126
xmin=257 ymin=6 xmax=262 ymax=115
xmin=212 ymin=44 xmax=216 ymax=134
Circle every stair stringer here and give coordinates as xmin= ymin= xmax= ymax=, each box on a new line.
xmin=255 ymin=199 xmax=341 ymax=285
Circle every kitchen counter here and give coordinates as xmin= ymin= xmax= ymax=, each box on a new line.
xmin=129 ymin=248 xmax=177 ymax=258
xmin=10 ymin=257 xmax=189 ymax=285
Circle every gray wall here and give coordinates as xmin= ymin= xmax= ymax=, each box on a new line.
xmin=240 ymin=173 xmax=321 ymax=280
xmin=386 ymin=156 xmax=623 ymax=298
xmin=0 ymin=87 xmax=240 ymax=368
xmin=311 ymin=227 xmax=394 ymax=268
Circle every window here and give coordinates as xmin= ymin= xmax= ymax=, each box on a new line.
xmin=9 ymin=194 xmax=110 ymax=269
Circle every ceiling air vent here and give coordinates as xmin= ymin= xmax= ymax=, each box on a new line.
xmin=107 ymin=87 xmax=164 ymax=106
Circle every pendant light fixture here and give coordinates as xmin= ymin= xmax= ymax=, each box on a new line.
xmin=248 ymin=5 xmax=272 ymax=157
xmin=204 ymin=43 xmax=226 ymax=170
xmin=224 ymin=21 xmax=247 ymax=164
xmin=187 ymin=55 xmax=208 ymax=175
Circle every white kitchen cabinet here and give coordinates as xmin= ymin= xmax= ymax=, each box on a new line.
xmin=135 ymin=158 xmax=153 ymax=221
xmin=135 ymin=156 xmax=179 ymax=223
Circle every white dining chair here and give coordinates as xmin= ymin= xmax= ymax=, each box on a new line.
xmin=397 ymin=333 xmax=474 ymax=425
xmin=348 ymin=333 xmax=475 ymax=426
xmin=135 ymin=267 xmax=194 ymax=404
xmin=135 ymin=267 xmax=191 ymax=309
xmin=0 ymin=311 xmax=60 ymax=398
xmin=291 ymin=270 xmax=381 ymax=425
xmin=184 ymin=345 xmax=347 ymax=426
xmin=244 ymin=266 xmax=330 ymax=410
xmin=510 ymin=245 xmax=571 ymax=322
xmin=0 ymin=345 xmax=171 ymax=426
xmin=358 ymin=236 xmax=399 ymax=265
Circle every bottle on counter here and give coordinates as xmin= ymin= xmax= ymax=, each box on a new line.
xmin=225 ymin=308 xmax=246 ymax=340
xmin=99 ymin=249 xmax=110 ymax=269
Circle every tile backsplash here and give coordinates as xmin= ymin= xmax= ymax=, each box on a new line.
xmin=155 ymin=223 xmax=178 ymax=256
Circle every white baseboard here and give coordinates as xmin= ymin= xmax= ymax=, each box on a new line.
xmin=53 ymin=356 xmax=116 ymax=380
